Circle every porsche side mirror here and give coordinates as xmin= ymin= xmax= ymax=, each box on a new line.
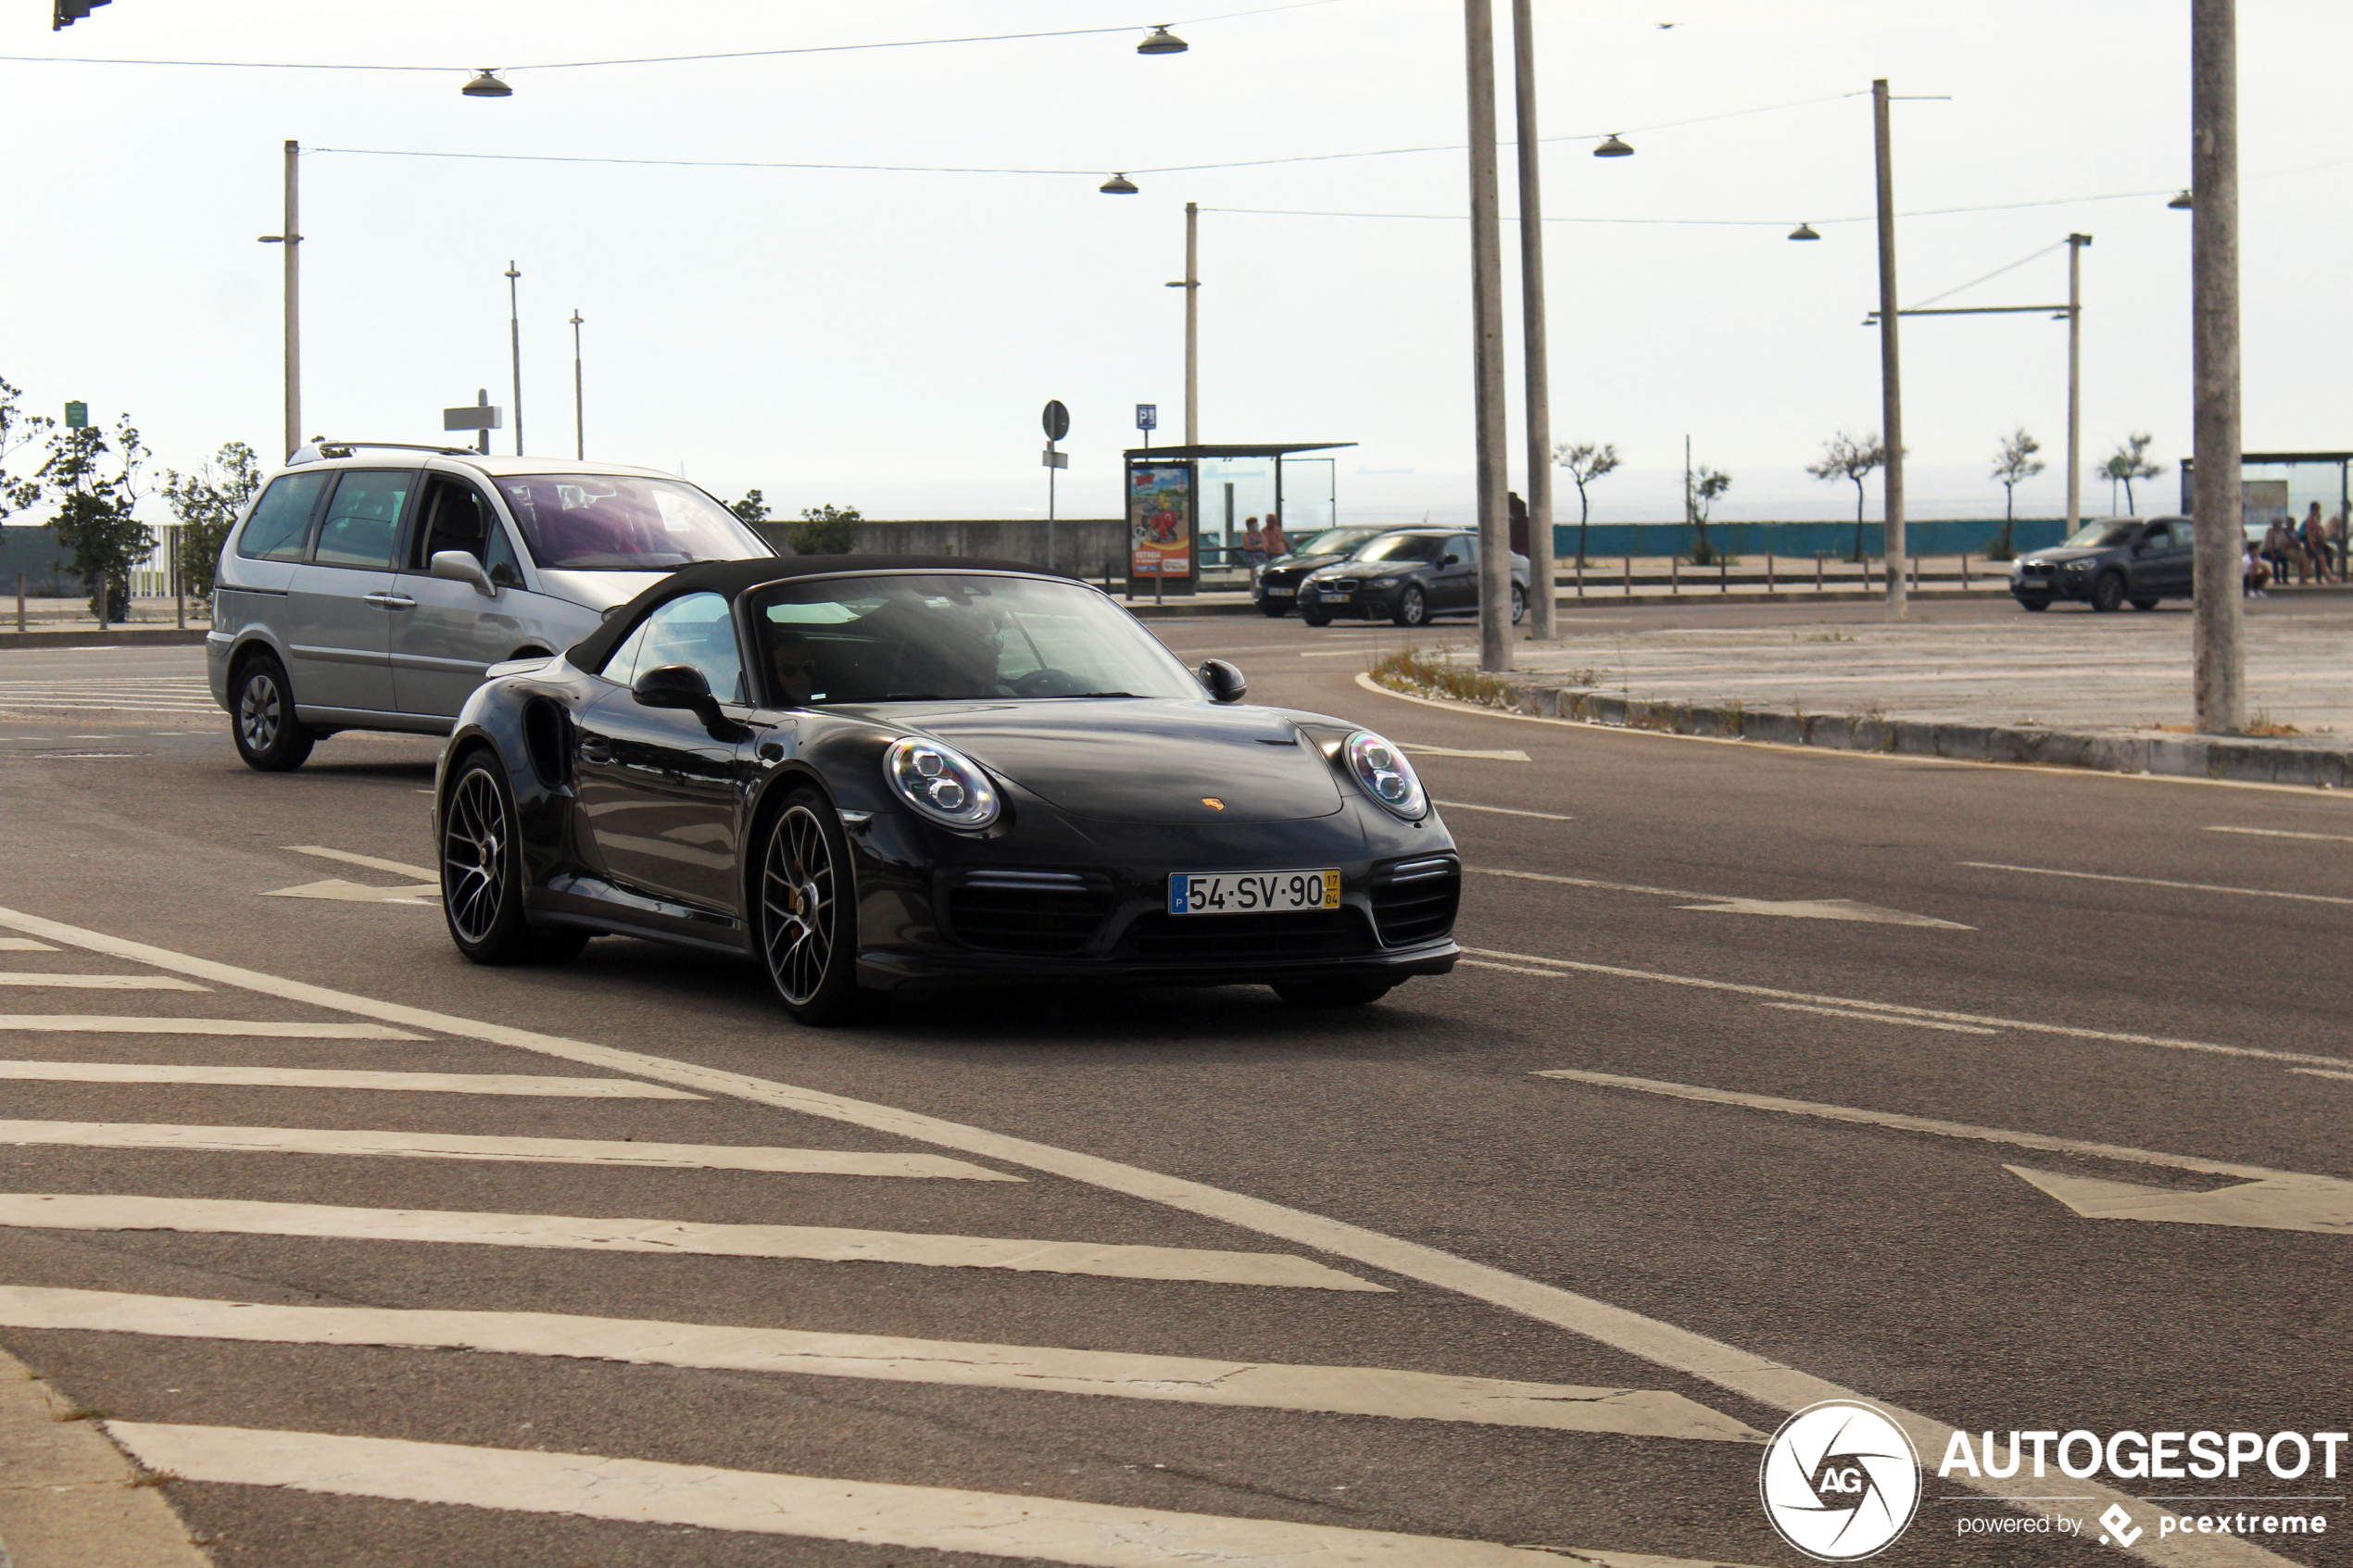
xmin=1198 ymin=659 xmax=1247 ymax=704
xmin=429 ymin=549 xmax=497 ymax=597
xmin=634 ymin=663 xmax=712 ymax=712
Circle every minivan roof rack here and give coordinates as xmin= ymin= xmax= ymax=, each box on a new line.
xmin=288 ymin=440 xmax=481 ymax=465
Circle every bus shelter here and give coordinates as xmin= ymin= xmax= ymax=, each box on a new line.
xmin=2179 ymin=451 xmax=2351 ymax=572
xmin=1122 ymin=442 xmax=1353 ymax=596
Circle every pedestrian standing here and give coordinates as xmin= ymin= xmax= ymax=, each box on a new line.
xmin=1241 ymin=517 xmax=1265 ymax=571
xmin=2303 ymin=502 xmax=2334 ymax=584
xmin=2269 ymin=516 xmax=2303 ymax=584
xmin=1263 ymin=513 xmax=1288 ymax=559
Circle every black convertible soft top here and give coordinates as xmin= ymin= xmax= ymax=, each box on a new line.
xmin=563 ymin=555 xmax=1069 ymax=672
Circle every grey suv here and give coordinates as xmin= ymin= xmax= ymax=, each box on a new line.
xmin=208 ymin=443 xmax=775 ymax=769
xmin=2008 ymin=516 xmax=2195 ymax=612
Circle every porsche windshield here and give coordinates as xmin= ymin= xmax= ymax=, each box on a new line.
xmin=494 ymin=474 xmax=772 ymax=570
xmin=749 ymin=573 xmax=1203 ymax=705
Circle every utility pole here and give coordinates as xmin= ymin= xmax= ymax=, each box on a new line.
xmin=2066 ymin=234 xmax=2091 ymax=543
xmin=1510 ymin=0 xmax=1554 ymax=642
xmin=569 ymin=309 xmax=585 ymax=460
xmin=1464 ymin=0 xmax=1512 ymax=673
xmin=1871 ymin=80 xmax=1906 ymax=616
xmin=1181 ymin=202 xmax=1200 ymax=445
xmin=257 ymin=140 xmax=303 ymax=460
xmin=505 ymin=261 xmax=524 ymax=456
xmin=2191 ymin=0 xmax=2245 ymax=732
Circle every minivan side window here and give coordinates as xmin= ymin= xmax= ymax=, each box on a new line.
xmin=312 ymin=470 xmax=415 ymax=570
xmin=235 ymin=471 xmax=333 ymax=561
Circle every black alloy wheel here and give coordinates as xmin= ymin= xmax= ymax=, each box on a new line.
xmin=2020 ymin=599 xmax=2050 ymax=611
xmin=1511 ymin=583 xmax=1528 ymax=625
xmin=1274 ymin=977 xmax=1395 ymax=1007
xmin=2090 ymin=572 xmax=2127 ymax=613
xmin=2131 ymin=597 xmax=2160 ymax=611
xmin=1258 ymin=597 xmax=1290 ymax=618
xmin=1393 ymin=584 xmax=1430 ymax=628
xmin=231 ymin=654 xmax=315 ymax=771
xmin=1302 ymin=608 xmax=1334 ymax=627
xmin=757 ymin=789 xmax=865 ymax=1024
xmin=441 ymin=752 xmax=586 ymax=965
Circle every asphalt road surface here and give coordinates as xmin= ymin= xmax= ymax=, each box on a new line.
xmin=0 ymin=620 xmax=2346 ymax=1568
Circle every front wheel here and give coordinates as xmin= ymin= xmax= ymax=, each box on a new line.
xmin=1392 ymin=585 xmax=1430 ymax=628
xmin=1301 ymin=608 xmax=1333 ymax=628
xmin=2090 ymin=572 xmax=2126 ymax=613
xmin=1257 ymin=598 xmax=1290 ymax=618
xmin=231 ymin=654 xmax=315 ymax=771
xmin=2020 ymin=599 xmax=2050 ymax=611
xmin=1510 ymin=583 xmax=1528 ymax=625
xmin=442 ymin=752 xmax=586 ymax=965
xmin=1274 ymin=977 xmax=1395 ymax=1008
xmin=2131 ymin=597 xmax=2160 ymax=611
xmin=756 ymin=789 xmax=866 ymax=1024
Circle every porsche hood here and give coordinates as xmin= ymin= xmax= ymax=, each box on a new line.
xmin=905 ymin=701 xmax=1347 ymax=824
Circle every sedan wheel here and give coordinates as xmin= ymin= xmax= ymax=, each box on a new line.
xmin=1393 ymin=585 xmax=1430 ymax=628
xmin=1511 ymin=583 xmax=1528 ymax=625
xmin=231 ymin=655 xmax=314 ymax=771
xmin=2131 ymin=597 xmax=2160 ymax=611
xmin=442 ymin=753 xmax=586 ymax=965
xmin=758 ymin=792 xmax=865 ymax=1023
xmin=1257 ymin=598 xmax=1290 ymax=618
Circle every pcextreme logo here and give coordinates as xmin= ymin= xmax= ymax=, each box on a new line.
xmin=1758 ymin=1400 xmax=1923 ymax=1562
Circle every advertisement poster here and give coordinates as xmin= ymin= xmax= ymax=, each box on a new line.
xmin=2243 ymin=478 xmax=2289 ymax=541
xmin=1128 ymin=461 xmax=1193 ymax=579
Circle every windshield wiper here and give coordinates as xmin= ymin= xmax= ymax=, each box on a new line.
xmin=1060 ymin=691 xmax=1139 ymax=698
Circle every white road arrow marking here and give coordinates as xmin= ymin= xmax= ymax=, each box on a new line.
xmin=2005 ymin=1167 xmax=2353 ymax=1236
xmin=1677 ymin=897 xmax=1972 ymax=929
xmin=261 ymin=878 xmax=439 ymax=904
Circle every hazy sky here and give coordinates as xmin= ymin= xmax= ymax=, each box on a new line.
xmin=2 ymin=2 xmax=2346 ymax=527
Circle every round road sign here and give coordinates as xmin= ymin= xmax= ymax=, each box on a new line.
xmin=1041 ymin=400 xmax=1071 ymax=442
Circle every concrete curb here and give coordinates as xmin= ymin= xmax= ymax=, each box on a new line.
xmin=0 ymin=1346 xmax=210 ymax=1566
xmin=0 ymin=628 xmax=211 ymax=649
xmin=1500 ymin=679 xmax=2352 ymax=788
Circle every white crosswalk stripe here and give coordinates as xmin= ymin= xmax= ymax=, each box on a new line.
xmin=0 ymin=1061 xmax=698 ymax=1095
xmin=0 ymin=676 xmax=219 ymax=716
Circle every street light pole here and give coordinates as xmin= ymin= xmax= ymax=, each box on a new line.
xmin=1871 ymin=80 xmax=1906 ymax=617
xmin=278 ymin=141 xmax=301 ymax=459
xmin=2066 ymin=234 xmax=2090 ymax=544
xmin=2191 ymin=0 xmax=2245 ymax=733
xmin=505 ymin=261 xmax=524 ymax=457
xmin=1510 ymin=0 xmax=1554 ymax=643
xmin=569 ymin=309 xmax=585 ymax=460
xmin=1464 ymin=0 xmax=1512 ymax=673
xmin=1183 ymin=202 xmax=1199 ymax=445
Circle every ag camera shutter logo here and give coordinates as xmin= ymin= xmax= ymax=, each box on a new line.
xmin=1759 ymin=1400 xmax=1923 ymax=1561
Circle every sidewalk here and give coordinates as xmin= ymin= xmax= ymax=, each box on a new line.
xmin=1406 ymin=598 xmax=2353 ymax=788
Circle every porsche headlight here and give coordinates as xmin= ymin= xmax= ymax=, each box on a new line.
xmin=885 ymin=737 xmax=1000 ymax=830
xmin=1343 ymin=730 xmax=1428 ymax=820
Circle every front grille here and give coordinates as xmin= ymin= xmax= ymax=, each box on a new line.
xmin=1371 ymin=858 xmax=1460 ymax=947
xmin=1317 ymin=578 xmax=1358 ymax=594
xmin=1117 ymin=908 xmax=1375 ymax=962
xmin=2022 ymin=561 xmax=2056 ymax=577
xmin=945 ymin=872 xmax=1112 ymax=956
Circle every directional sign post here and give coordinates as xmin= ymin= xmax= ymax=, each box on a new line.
xmin=1041 ymin=401 xmax=1071 ymax=571
xmin=445 ymin=391 xmax=504 ymax=456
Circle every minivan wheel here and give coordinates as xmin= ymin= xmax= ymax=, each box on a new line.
xmin=231 ymin=653 xmax=315 ymax=771
xmin=2090 ymin=572 xmax=2127 ymax=613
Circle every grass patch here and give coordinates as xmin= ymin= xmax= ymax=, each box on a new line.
xmin=1367 ymin=644 xmax=1517 ymax=709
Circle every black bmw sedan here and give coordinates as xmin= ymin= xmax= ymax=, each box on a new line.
xmin=434 ymin=558 xmax=1461 ymax=1022
xmin=2009 ymin=516 xmax=2195 ymax=611
xmin=1295 ymin=528 xmax=1530 ymax=628
xmin=1250 ymin=526 xmax=1390 ymax=617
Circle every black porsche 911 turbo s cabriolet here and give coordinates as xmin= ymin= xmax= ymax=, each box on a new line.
xmin=434 ymin=558 xmax=1461 ymax=1022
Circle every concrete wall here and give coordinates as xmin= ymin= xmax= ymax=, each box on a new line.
xmin=752 ymin=519 xmax=1128 ymax=574
xmin=1552 ymin=517 xmax=2074 ymax=559
xmin=0 ymin=524 xmax=83 ymax=594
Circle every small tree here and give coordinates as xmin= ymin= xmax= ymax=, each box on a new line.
xmin=729 ymin=488 xmax=770 ymax=525
xmin=1686 ymin=465 xmax=1732 ymax=564
xmin=1987 ymin=428 xmax=2045 ymax=559
xmin=161 ymin=441 xmax=261 ymax=600
xmin=40 ymin=415 xmax=152 ymax=621
xmin=2103 ymin=433 xmax=2163 ymax=514
xmin=0 ymin=376 xmax=53 ymax=526
xmin=1806 ymin=432 xmax=1887 ymax=562
xmin=786 ymin=502 xmax=861 ymax=555
xmin=1552 ymin=441 xmax=1619 ymax=566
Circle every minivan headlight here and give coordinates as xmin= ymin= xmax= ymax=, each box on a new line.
xmin=1343 ymin=730 xmax=1428 ymax=820
xmin=885 ymin=737 xmax=1000 ymax=830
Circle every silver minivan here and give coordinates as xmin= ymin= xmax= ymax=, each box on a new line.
xmin=207 ymin=442 xmax=776 ymax=770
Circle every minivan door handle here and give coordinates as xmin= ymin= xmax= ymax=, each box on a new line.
xmin=364 ymin=592 xmax=417 ymax=610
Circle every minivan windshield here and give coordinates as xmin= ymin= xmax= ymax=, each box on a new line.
xmin=749 ymin=572 xmax=1202 ymax=706
xmin=494 ymin=474 xmax=773 ymax=571
xmin=2062 ymin=521 xmax=2142 ymax=548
